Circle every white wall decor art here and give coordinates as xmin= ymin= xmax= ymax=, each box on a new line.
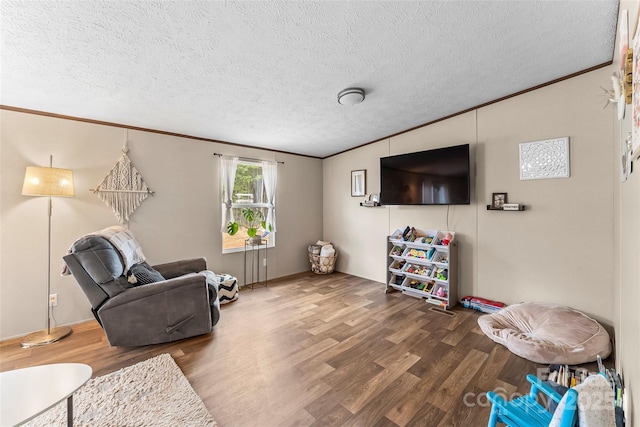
xmin=92 ymin=146 xmax=154 ymax=224
xmin=519 ymin=137 xmax=570 ymax=180
xmin=351 ymin=169 xmax=366 ymax=196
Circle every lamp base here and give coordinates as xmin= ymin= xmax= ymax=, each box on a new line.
xmin=21 ymin=326 xmax=72 ymax=348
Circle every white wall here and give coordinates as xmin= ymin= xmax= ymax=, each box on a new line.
xmin=0 ymin=110 xmax=323 ymax=340
xmin=615 ymin=3 xmax=640 ymax=424
xmin=324 ymin=67 xmax=614 ymax=322
xmin=476 ymin=72 xmax=614 ymax=319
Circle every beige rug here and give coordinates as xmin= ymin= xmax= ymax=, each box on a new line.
xmin=25 ymin=353 xmax=217 ymax=426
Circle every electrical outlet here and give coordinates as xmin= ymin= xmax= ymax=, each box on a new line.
xmin=49 ymin=293 xmax=58 ymax=307
xmin=263 ymin=258 xmax=267 ymax=267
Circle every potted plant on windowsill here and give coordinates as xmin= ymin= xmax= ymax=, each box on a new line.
xmin=227 ymin=207 xmax=273 ymax=244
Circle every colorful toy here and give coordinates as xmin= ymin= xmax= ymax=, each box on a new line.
xmin=435 ymin=286 xmax=447 ymax=298
xmin=408 ymin=249 xmax=428 ymax=259
xmin=434 ymin=253 xmax=448 ymax=264
xmin=391 ymin=245 xmax=403 ymax=256
xmin=435 ymin=268 xmax=448 ymax=281
xmin=461 ymin=296 xmax=506 ymax=313
xmin=390 ymin=259 xmax=405 ymax=270
xmin=441 ymin=232 xmax=453 ymax=246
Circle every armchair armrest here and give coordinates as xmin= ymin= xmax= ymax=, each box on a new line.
xmin=97 ymin=274 xmax=212 ymax=346
xmin=153 ymin=257 xmax=207 ymax=279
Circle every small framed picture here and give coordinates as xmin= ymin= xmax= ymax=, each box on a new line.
xmin=491 ymin=192 xmax=508 ymax=209
xmin=351 ymin=170 xmax=366 ymax=197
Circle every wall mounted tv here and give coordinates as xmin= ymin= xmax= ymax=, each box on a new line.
xmin=380 ymin=144 xmax=470 ymax=205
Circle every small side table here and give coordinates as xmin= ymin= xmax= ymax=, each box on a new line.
xmin=0 ymin=363 xmax=92 ymax=426
xmin=244 ymin=238 xmax=268 ymax=289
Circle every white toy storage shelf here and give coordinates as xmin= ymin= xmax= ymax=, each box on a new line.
xmin=385 ymin=228 xmax=458 ymax=310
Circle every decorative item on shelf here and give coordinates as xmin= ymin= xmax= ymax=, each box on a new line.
xmin=360 ymin=193 xmax=380 ymax=207
xmin=227 ymin=207 xmax=273 ymax=243
xmin=21 ymin=155 xmax=75 ymax=348
xmin=490 ymin=192 xmax=507 ymax=209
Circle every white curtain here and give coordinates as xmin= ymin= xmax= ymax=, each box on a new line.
xmin=220 ymin=156 xmax=239 ymax=232
xmin=262 ymin=160 xmax=277 ymax=232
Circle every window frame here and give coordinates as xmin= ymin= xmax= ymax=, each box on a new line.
xmin=221 ymin=159 xmax=276 ymax=254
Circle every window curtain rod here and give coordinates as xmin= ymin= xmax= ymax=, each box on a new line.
xmin=213 ymin=153 xmax=284 ymax=165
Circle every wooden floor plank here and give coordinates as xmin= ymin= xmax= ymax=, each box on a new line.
xmin=342 ymin=352 xmax=421 ymax=414
xmin=0 ymin=271 xmax=610 ymax=426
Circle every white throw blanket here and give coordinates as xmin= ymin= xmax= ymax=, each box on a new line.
xmin=549 ymin=374 xmax=616 ymax=427
xmin=61 ymin=225 xmax=146 ymax=275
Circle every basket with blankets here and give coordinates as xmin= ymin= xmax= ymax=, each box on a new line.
xmin=308 ymin=240 xmax=337 ymax=274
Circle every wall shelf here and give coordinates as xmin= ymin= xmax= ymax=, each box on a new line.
xmin=486 ymin=205 xmax=526 ymax=211
xmin=359 ymin=202 xmax=382 ymax=207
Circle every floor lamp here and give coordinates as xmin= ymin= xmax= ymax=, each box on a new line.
xmin=21 ymin=155 xmax=75 ymax=348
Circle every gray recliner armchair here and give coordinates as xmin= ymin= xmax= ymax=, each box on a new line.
xmin=63 ymin=234 xmax=220 ymax=347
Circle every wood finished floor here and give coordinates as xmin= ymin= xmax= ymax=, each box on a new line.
xmin=0 ymin=272 xmax=585 ymax=426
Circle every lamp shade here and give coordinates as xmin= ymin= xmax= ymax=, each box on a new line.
xmin=22 ymin=166 xmax=75 ymax=197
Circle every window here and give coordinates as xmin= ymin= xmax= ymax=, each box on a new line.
xmin=221 ymin=158 xmax=277 ymax=253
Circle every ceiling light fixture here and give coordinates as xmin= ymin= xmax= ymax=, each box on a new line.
xmin=337 ymin=87 xmax=365 ymax=106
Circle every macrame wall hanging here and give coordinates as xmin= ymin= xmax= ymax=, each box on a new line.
xmin=91 ymin=131 xmax=154 ymax=224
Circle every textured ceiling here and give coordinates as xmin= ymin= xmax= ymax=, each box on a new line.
xmin=1 ymin=1 xmax=618 ymax=158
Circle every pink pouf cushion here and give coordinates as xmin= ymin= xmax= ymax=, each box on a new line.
xmin=478 ymin=302 xmax=611 ymax=365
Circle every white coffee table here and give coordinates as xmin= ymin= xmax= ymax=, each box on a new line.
xmin=0 ymin=363 xmax=92 ymax=426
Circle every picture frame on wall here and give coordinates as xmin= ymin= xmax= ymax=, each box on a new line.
xmin=491 ymin=193 xmax=507 ymax=209
xmin=351 ymin=170 xmax=366 ymax=197
xmin=622 ymin=132 xmax=632 ymax=182
xmin=620 ymin=9 xmax=629 ymax=71
xmin=632 ymin=22 xmax=640 ymax=159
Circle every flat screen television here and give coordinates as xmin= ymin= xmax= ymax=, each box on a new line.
xmin=380 ymin=144 xmax=470 ymax=205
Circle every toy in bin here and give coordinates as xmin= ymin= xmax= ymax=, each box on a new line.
xmin=424 ymin=282 xmax=434 ymax=293
xmin=461 ymin=296 xmax=506 ymax=314
xmin=441 ymin=232 xmax=453 ymax=246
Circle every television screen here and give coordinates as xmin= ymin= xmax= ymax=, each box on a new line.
xmin=380 ymin=144 xmax=470 ymax=205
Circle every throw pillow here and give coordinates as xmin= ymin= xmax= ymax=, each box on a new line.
xmin=128 ymin=261 xmax=165 ymax=286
